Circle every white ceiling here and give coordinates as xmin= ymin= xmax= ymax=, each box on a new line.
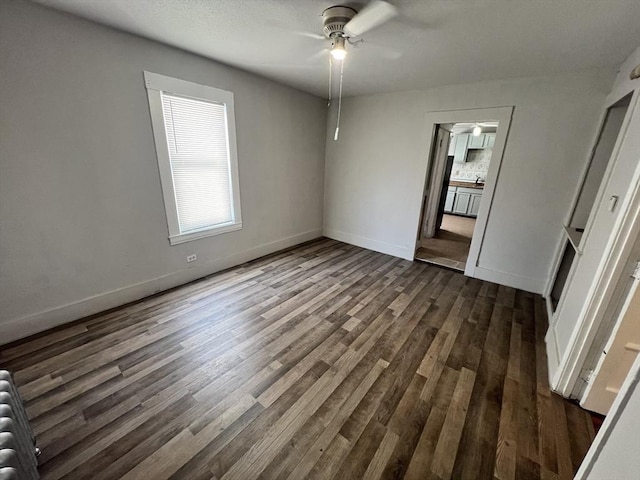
xmin=33 ymin=0 xmax=640 ymax=98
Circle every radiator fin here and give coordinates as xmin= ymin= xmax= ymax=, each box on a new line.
xmin=0 ymin=371 xmax=39 ymax=480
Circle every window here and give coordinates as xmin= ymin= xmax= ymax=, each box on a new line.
xmin=144 ymin=71 xmax=242 ymax=245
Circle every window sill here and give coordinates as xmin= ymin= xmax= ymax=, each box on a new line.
xmin=169 ymin=222 xmax=242 ymax=245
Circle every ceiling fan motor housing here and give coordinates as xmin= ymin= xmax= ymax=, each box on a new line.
xmin=322 ymin=6 xmax=357 ymax=38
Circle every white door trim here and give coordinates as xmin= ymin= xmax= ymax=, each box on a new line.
xmin=551 ymin=89 xmax=640 ymax=396
xmin=415 ymin=106 xmax=514 ymax=278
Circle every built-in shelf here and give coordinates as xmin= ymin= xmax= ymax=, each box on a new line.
xmin=564 ymin=225 xmax=584 ymax=254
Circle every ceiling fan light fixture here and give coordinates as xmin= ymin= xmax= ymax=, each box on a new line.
xmin=330 ymin=36 xmax=347 ymax=60
xmin=473 ymin=124 xmax=482 ymax=136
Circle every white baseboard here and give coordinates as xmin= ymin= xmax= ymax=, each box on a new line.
xmin=545 ymin=326 xmax=561 ymax=391
xmin=323 ymin=228 xmax=413 ymax=260
xmin=0 ymin=229 xmax=322 ymax=346
xmin=472 ymin=266 xmax=545 ymax=294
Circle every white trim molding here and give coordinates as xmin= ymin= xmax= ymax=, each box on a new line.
xmin=0 ymin=229 xmax=322 ymax=345
xmin=144 ymin=71 xmax=243 ymax=245
xmin=473 ymin=266 xmax=546 ymax=294
xmin=417 ymin=106 xmax=515 ymax=279
xmin=323 ymin=228 xmax=414 ymax=260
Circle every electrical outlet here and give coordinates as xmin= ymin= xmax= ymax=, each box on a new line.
xmin=187 ymin=254 xmax=197 ymax=263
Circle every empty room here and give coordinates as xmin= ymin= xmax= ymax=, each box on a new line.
xmin=1 ymin=1 xmax=640 ymax=479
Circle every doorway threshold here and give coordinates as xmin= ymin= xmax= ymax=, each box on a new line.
xmin=414 ymin=254 xmax=465 ymax=272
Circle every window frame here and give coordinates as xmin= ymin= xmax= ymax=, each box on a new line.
xmin=144 ymin=71 xmax=242 ymax=245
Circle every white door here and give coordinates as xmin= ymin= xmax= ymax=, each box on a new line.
xmin=581 ymin=262 xmax=640 ymax=415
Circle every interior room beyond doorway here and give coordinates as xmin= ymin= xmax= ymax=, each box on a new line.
xmin=416 ymin=213 xmax=475 ymax=270
xmin=416 ymin=121 xmax=497 ymax=271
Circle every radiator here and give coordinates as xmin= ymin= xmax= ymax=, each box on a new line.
xmin=0 ymin=370 xmax=39 ymax=480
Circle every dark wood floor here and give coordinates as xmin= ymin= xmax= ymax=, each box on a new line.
xmin=0 ymin=238 xmax=595 ymax=480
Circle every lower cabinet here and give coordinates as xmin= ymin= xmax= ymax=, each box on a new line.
xmin=469 ymin=194 xmax=482 ymax=216
xmin=453 ymin=192 xmax=471 ymax=214
xmin=444 ymin=186 xmax=483 ymax=217
xmin=444 ymin=188 xmax=456 ymax=212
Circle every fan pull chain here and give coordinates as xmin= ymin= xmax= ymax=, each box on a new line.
xmin=328 ymin=55 xmax=332 ymax=107
xmin=334 ymin=59 xmax=344 ymax=141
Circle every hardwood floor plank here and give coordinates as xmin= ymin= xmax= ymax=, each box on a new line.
xmin=0 ymin=238 xmax=596 ymax=480
xmin=430 ymin=367 xmax=476 ymax=479
xmin=283 ymin=358 xmax=388 ymax=480
xmin=362 ymin=428 xmax=399 ymax=480
xmin=404 ymin=366 xmax=459 ymax=480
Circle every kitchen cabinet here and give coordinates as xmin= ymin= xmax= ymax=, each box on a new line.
xmin=453 ymin=191 xmax=471 ymax=214
xmin=451 ymin=132 xmax=494 ymax=162
xmin=453 ymin=133 xmax=469 ymax=163
xmin=468 ymin=134 xmax=485 ymax=148
xmin=484 ymin=133 xmax=495 ymax=148
xmin=469 ymin=192 xmax=482 ymax=216
xmin=469 ymin=133 xmax=496 ymax=149
xmin=444 ymin=185 xmax=483 ymax=217
xmin=448 ymin=135 xmax=456 ymax=156
xmin=444 ymin=187 xmax=456 ymax=212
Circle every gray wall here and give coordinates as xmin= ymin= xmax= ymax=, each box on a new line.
xmin=0 ymin=1 xmax=327 ymax=343
xmin=323 ymin=71 xmax=613 ymax=292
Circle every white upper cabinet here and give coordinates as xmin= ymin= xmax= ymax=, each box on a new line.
xmin=468 ymin=134 xmax=485 ymax=148
xmin=453 ymin=134 xmax=469 ymax=163
xmin=451 ymin=132 xmax=495 ymax=163
xmin=448 ymin=134 xmax=456 ymax=156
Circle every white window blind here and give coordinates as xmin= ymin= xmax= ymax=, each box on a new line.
xmin=161 ymin=93 xmax=234 ymax=234
xmin=145 ymin=71 xmax=241 ymax=245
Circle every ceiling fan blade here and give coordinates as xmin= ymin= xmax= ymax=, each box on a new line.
xmin=343 ymin=0 xmax=398 ymax=37
xmin=306 ymin=49 xmax=329 ymax=63
xmin=292 ymin=30 xmax=326 ymax=41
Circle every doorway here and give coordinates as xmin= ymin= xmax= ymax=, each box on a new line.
xmin=413 ymin=107 xmax=513 ymax=278
xmin=416 ymin=120 xmax=500 ymax=271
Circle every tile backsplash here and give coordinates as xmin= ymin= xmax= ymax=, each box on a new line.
xmin=451 ymin=148 xmax=492 ymax=182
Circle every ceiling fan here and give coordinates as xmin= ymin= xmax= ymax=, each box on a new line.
xmin=316 ymin=1 xmax=400 ymax=140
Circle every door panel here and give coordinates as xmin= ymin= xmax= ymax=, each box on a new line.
xmin=445 ymin=191 xmax=455 ymax=213
xmin=484 ymin=133 xmax=496 ymax=148
xmin=468 ymin=134 xmax=484 ymax=148
xmin=453 ymin=192 xmax=471 ymax=214
xmin=469 ymin=194 xmax=482 ymax=217
xmin=582 ymin=278 xmax=640 ymax=414
xmin=453 ymin=134 xmax=469 ymax=163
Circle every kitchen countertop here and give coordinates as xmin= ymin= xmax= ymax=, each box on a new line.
xmin=448 ymin=180 xmax=485 ymax=189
